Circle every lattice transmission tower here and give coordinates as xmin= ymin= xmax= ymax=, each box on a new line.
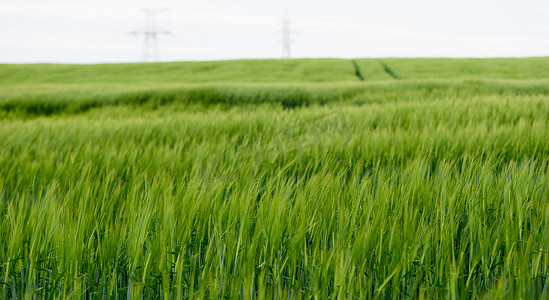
xmin=281 ymin=9 xmax=294 ymax=59
xmin=130 ymin=9 xmax=171 ymax=62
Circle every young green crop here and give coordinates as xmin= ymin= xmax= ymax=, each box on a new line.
xmin=0 ymin=58 xmax=548 ymax=298
xmin=1 ymin=95 xmax=548 ymax=298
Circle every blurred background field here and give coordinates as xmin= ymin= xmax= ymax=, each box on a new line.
xmin=1 ymin=57 xmax=549 ymax=115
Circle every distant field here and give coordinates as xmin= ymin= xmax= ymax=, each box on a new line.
xmin=2 ymin=58 xmax=548 ymax=85
xmin=0 ymin=59 xmax=361 ymax=84
xmin=1 ymin=58 xmax=548 ymax=298
xmin=1 ymin=58 xmax=549 ymax=115
xmin=371 ymin=57 xmax=549 ymax=80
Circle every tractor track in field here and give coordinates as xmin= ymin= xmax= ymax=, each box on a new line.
xmin=377 ymin=59 xmax=400 ymax=79
xmin=350 ymin=59 xmax=364 ymax=81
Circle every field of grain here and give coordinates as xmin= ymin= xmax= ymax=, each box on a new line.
xmin=1 ymin=58 xmax=548 ymax=298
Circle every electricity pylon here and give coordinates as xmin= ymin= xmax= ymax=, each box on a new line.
xmin=130 ymin=9 xmax=171 ymax=62
xmin=281 ymin=9 xmax=294 ymax=59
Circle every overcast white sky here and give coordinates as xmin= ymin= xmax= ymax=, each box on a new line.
xmin=1 ymin=0 xmax=548 ymax=63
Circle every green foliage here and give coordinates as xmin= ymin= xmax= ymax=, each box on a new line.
xmin=0 ymin=58 xmax=548 ymax=298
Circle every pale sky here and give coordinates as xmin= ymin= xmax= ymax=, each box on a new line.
xmin=1 ymin=0 xmax=548 ymax=63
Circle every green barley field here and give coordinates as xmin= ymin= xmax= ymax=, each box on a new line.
xmin=1 ymin=58 xmax=549 ymax=299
